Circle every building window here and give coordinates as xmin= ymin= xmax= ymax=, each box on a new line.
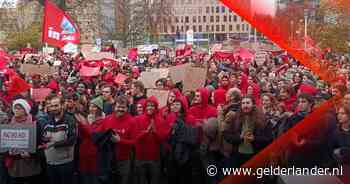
xmin=185 ymin=16 xmax=189 ymax=23
xmin=171 ymin=26 xmax=175 ymax=33
xmin=210 ymin=16 xmax=214 ymax=22
xmin=176 ymin=26 xmax=179 ymax=31
xmin=198 ymin=7 xmax=202 ymax=14
xmin=193 ymin=26 xmax=196 ymax=32
xmin=223 ymin=16 xmax=227 ymax=22
xmin=211 ymin=25 xmax=214 ymax=31
xmin=203 ymin=16 xmax=206 ymax=22
xmin=181 ymin=16 xmax=183 ymax=23
xmin=186 ymin=25 xmax=189 ymax=31
xmin=198 ymin=16 xmax=201 ymax=23
xmin=229 ymin=25 xmax=233 ymax=31
xmin=216 ymin=6 xmax=220 ymax=13
xmin=216 ymin=25 xmax=220 ymax=32
xmin=221 ymin=6 xmax=225 ymax=13
xmin=222 ymin=25 xmax=225 ymax=32
xmin=199 ymin=25 xmax=202 ymax=32
xmin=181 ymin=26 xmax=184 ymax=32
xmin=233 ymin=15 xmax=237 ymax=22
xmin=246 ymin=24 xmax=249 ymax=31
xmin=193 ymin=16 xmax=196 ymax=23
xmin=216 ymin=16 xmax=220 ymax=22
xmin=206 ymin=25 xmax=209 ymax=32
xmin=229 ymin=15 xmax=232 ymax=22
xmin=164 ymin=26 xmax=168 ymax=33
xmin=206 ymin=6 xmax=210 ymax=13
xmin=211 ymin=6 xmax=214 ymax=13
xmin=176 ymin=17 xmax=179 ymax=23
xmin=236 ymin=24 xmax=240 ymax=31
xmin=242 ymin=24 xmax=245 ymax=31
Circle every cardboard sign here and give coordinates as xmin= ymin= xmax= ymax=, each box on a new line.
xmin=182 ymin=66 xmax=207 ymax=92
xmin=83 ymin=51 xmax=114 ymax=61
xmin=0 ymin=123 xmax=37 ymax=153
xmin=31 ymin=88 xmax=52 ymax=102
xmin=140 ymin=68 xmax=169 ymax=88
xmin=147 ymin=89 xmax=169 ymax=108
xmin=169 ymin=63 xmax=191 ymax=83
xmin=20 ymin=64 xmax=56 ymax=76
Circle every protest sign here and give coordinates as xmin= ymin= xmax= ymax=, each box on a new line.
xmin=137 ymin=44 xmax=159 ymax=54
xmin=31 ymin=88 xmax=52 ymax=102
xmin=0 ymin=123 xmax=37 ymax=153
xmin=169 ymin=63 xmax=190 ymax=83
xmin=140 ymin=68 xmax=169 ymax=88
xmin=182 ymin=66 xmax=207 ymax=92
xmin=255 ymin=50 xmax=268 ymax=66
xmin=20 ymin=64 xmax=56 ymax=76
xmin=147 ymin=89 xmax=169 ymax=108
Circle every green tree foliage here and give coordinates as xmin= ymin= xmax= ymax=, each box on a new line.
xmin=5 ymin=23 xmax=42 ymax=51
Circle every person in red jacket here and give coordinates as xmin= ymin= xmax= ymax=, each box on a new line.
xmin=95 ymin=95 xmax=135 ymax=184
xmin=188 ymin=88 xmax=218 ymax=123
xmin=74 ymin=97 xmax=105 ymax=184
xmin=160 ymin=88 xmax=183 ymax=119
xmin=133 ymin=96 xmax=171 ymax=184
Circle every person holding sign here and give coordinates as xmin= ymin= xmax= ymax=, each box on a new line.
xmin=6 ymin=99 xmax=42 ymax=184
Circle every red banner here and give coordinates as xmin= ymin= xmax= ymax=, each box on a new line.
xmin=128 ymin=48 xmax=138 ymax=62
xmin=42 ymin=0 xmax=80 ymax=48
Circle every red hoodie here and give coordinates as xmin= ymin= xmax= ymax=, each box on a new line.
xmin=96 ymin=113 xmax=135 ymax=160
xmin=213 ymin=88 xmax=227 ymax=107
xmin=78 ymin=119 xmax=104 ymax=173
xmin=132 ymin=97 xmax=171 ymax=161
xmin=165 ymin=96 xmax=198 ymax=127
xmin=188 ymin=88 xmax=217 ymax=122
xmin=160 ymin=88 xmax=183 ymax=118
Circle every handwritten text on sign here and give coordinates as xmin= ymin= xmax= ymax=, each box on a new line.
xmin=0 ymin=129 xmax=30 ymax=149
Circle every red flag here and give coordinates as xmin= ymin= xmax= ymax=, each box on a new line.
xmin=128 ymin=48 xmax=138 ymax=62
xmin=0 ymin=57 xmax=7 ymax=69
xmin=8 ymin=75 xmax=32 ymax=97
xmin=114 ymin=74 xmax=128 ymax=85
xmin=176 ymin=44 xmax=192 ymax=57
xmin=42 ymin=0 xmax=80 ymax=48
xmin=80 ymin=65 xmax=100 ymax=77
xmin=183 ymin=45 xmax=192 ymax=57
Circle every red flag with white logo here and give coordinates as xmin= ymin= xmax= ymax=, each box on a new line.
xmin=42 ymin=0 xmax=80 ymax=48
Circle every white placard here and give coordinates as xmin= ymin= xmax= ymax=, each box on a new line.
xmin=1 ymin=129 xmax=30 ymax=149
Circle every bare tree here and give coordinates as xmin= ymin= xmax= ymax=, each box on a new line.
xmin=114 ymin=0 xmax=174 ymax=47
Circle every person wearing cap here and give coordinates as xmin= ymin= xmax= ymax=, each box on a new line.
xmin=74 ymin=97 xmax=105 ymax=184
xmin=37 ymin=95 xmax=77 ymax=184
xmin=6 ymin=99 xmax=42 ymax=184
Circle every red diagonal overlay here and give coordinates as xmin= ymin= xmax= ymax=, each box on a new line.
xmin=219 ymin=0 xmax=349 ymax=183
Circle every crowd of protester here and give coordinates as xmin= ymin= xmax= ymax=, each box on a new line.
xmin=0 ymin=47 xmax=349 ymax=184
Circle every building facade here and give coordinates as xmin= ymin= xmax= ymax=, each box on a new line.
xmin=159 ymin=0 xmax=252 ymax=44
